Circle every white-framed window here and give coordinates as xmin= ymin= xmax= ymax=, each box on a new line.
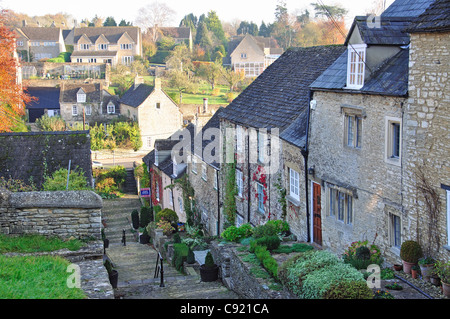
xmin=154 ymin=148 xmax=159 ymax=166
xmin=44 ymin=42 xmax=55 ymax=46
xmin=88 ymin=58 xmax=97 ymax=63
xmin=76 ymin=58 xmax=83 ymax=63
xmin=214 ymin=170 xmax=218 ymax=190
xmin=289 ymin=168 xmax=300 ymax=200
xmin=107 ymin=102 xmax=115 ymax=114
xmin=240 ymin=53 xmax=247 ymax=59
xmin=17 ymin=41 xmax=24 ymax=47
xmin=257 ymin=131 xmax=265 ymax=163
xmin=257 ymin=183 xmax=265 ymax=213
xmin=146 ymin=136 xmax=152 ymax=148
xmin=191 ymin=155 xmax=197 ymax=174
xmin=72 ymin=105 xmax=78 ymax=116
xmin=236 ymin=214 xmax=244 ymax=227
xmin=98 ymin=44 xmax=108 ymax=50
xmin=329 ymin=187 xmax=353 ymax=225
xmin=346 ymin=44 xmax=366 ymax=89
xmin=346 ymin=114 xmax=362 ymax=148
xmin=178 ymin=197 xmax=183 ymax=213
xmin=236 ymin=169 xmax=243 ymax=197
xmin=202 ymin=162 xmax=207 ymax=181
xmin=77 ymin=92 xmax=86 ymax=103
xmin=234 ymin=62 xmax=265 ymax=78
xmin=122 ymin=56 xmax=133 ymax=65
xmin=155 ymin=182 xmax=160 ymax=202
xmin=389 ymin=212 xmax=401 ymax=248
xmin=120 ymin=43 xmax=133 ymax=50
xmin=236 ymin=125 xmax=243 ymax=153
xmin=85 ymin=105 xmax=91 ymax=116
xmin=80 ymin=44 xmax=90 ymax=50
xmin=30 ymin=41 xmax=40 ymax=46
xmin=385 ymin=117 xmax=402 ymax=165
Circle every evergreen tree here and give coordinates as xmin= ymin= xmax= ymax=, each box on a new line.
xmin=103 ymin=16 xmax=117 ymax=26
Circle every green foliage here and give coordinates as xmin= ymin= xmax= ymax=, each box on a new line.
xmin=255 ymin=235 xmax=281 ymax=251
xmin=139 ymin=206 xmax=153 ymax=228
xmin=204 ymin=251 xmax=215 ymax=268
xmin=435 ymin=260 xmax=450 ymax=283
xmin=400 ymin=240 xmax=423 ymax=263
xmin=251 ymin=244 xmax=278 ymax=280
xmin=0 ymin=234 xmax=85 ymax=253
xmin=36 ymin=115 xmax=66 ymax=131
xmin=0 ymin=176 xmax=36 ymax=192
xmin=89 ymin=121 xmax=142 ymax=151
xmin=42 ymin=167 xmax=90 ymax=191
xmin=221 ymin=223 xmax=253 ymax=242
xmin=223 ymin=162 xmax=237 ymax=228
xmin=173 ymin=243 xmax=189 ymax=272
xmin=323 ymin=280 xmax=373 ymax=299
xmin=173 ymin=233 xmax=182 ymax=244
xmin=273 ymin=243 xmax=314 ymax=254
xmin=93 ymin=166 xmax=126 ymax=196
xmin=186 ymin=247 xmax=196 ymax=264
xmin=47 ymin=52 xmax=71 ymax=63
xmin=252 ymin=220 xmax=289 ymax=239
xmin=156 ymin=208 xmax=179 ymax=224
xmin=342 ymin=240 xmax=383 ymax=270
xmin=131 ymin=209 xmax=140 ymax=229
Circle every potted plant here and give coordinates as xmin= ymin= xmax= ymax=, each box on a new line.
xmin=418 ymin=257 xmax=436 ymax=282
xmin=131 ymin=209 xmax=140 ymax=230
xmin=400 ymin=240 xmax=423 ymax=274
xmin=139 ymin=227 xmax=150 ymax=244
xmin=104 ymin=259 xmax=118 ymax=289
xmin=393 ymin=264 xmax=403 ymax=271
xmin=435 ymin=260 xmax=450 ymax=297
xmin=200 ymin=251 xmax=219 ymax=282
xmin=411 ymin=265 xmax=420 ymax=279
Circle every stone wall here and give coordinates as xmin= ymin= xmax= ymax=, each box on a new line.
xmin=0 ymin=131 xmax=93 ymax=189
xmin=0 ymin=189 xmax=102 ymax=240
xmin=403 ymin=32 xmax=450 ymax=261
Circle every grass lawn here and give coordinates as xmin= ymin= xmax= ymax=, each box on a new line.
xmin=0 ymin=255 xmax=87 ymax=299
xmin=0 ymin=234 xmax=88 ymax=299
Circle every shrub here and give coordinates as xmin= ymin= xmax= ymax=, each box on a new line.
xmin=156 ymin=208 xmax=179 ymax=224
xmin=278 ymin=253 xmax=306 ymax=288
xmin=131 ymin=209 xmax=140 ymax=229
xmin=221 ymin=223 xmax=253 ymax=242
xmin=204 ymin=251 xmax=215 ymax=268
xmin=156 ymin=220 xmax=174 ymax=236
xmin=42 ymin=167 xmax=90 ymax=191
xmin=173 ymin=233 xmax=182 ymax=244
xmin=323 ymin=280 xmax=373 ymax=299
xmin=186 ymin=248 xmax=196 ymax=264
xmin=400 ymin=240 xmax=423 ymax=263
xmin=252 ymin=223 xmax=278 ymax=239
xmin=273 ymin=243 xmax=314 ymax=254
xmin=343 ymin=240 xmax=383 ymax=270
xmin=36 ymin=115 xmax=66 ymax=131
xmin=173 ymin=243 xmax=189 ymax=272
xmin=255 ymin=235 xmax=281 ymax=251
xmin=139 ymin=206 xmax=153 ymax=228
xmin=252 ymin=244 xmax=278 ymax=280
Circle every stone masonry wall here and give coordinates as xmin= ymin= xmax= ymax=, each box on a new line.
xmin=403 ymin=32 xmax=450 ymax=261
xmin=0 ymin=189 xmax=102 ymax=240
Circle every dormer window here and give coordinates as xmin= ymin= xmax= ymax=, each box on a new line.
xmin=77 ymin=89 xmax=86 ymax=103
xmin=346 ymin=44 xmax=366 ymax=89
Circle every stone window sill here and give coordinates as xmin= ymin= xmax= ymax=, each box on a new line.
xmin=286 ymin=194 xmax=300 ymax=207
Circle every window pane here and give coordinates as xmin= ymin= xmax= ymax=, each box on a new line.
xmin=392 ymin=123 xmax=400 ymax=158
xmin=356 ymin=116 xmax=362 ymax=148
xmin=329 ymin=189 xmax=335 ymax=216
xmin=258 ymin=184 xmax=264 ymax=213
xmin=347 ymin=116 xmax=354 ymax=146
xmin=347 ymin=195 xmax=352 ymax=224
xmin=338 ymin=192 xmax=345 ymax=221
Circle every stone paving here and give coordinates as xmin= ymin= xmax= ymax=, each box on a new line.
xmin=102 ymin=195 xmax=239 ymax=299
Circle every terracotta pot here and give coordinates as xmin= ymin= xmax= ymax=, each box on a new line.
xmin=394 ymin=264 xmax=403 ymax=271
xmin=442 ymin=282 xmax=450 ymax=298
xmin=411 ymin=269 xmax=418 ymax=279
xmin=402 ymin=260 xmax=416 ymax=274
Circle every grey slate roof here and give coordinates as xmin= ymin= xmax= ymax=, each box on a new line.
xmin=407 ymin=0 xmax=450 ymax=33
xmin=347 ymin=16 xmax=412 ymax=46
xmin=310 ymin=47 xmax=409 ymax=97
xmin=73 ymin=27 xmax=140 ymax=44
xmin=16 ymin=27 xmax=61 ymax=41
xmin=26 ymin=87 xmax=60 ymax=110
xmin=381 ymin=0 xmax=435 ymax=17
xmin=120 ymin=84 xmax=154 ymax=107
xmin=219 ymin=45 xmax=347 ymax=134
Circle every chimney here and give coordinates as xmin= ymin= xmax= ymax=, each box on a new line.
xmin=22 ymin=20 xmax=27 ymax=27
xmin=134 ymin=75 xmax=144 ymax=90
xmin=203 ymin=98 xmax=208 ymax=113
xmin=154 ymin=77 xmax=161 ymax=91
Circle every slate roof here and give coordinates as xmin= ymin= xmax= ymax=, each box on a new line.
xmin=16 ymin=27 xmax=61 ymax=41
xmin=310 ymin=47 xmax=409 ymax=97
xmin=219 ymin=45 xmax=347 ymax=134
xmin=381 ymin=0 xmax=435 ymax=18
xmin=26 ymin=87 xmax=60 ymax=110
xmin=60 ymin=83 xmax=103 ymax=103
xmin=158 ymin=27 xmax=192 ymax=39
xmin=71 ymin=51 xmax=119 ymax=57
xmin=120 ymin=84 xmax=154 ymax=107
xmin=346 ymin=16 xmax=412 ymax=46
xmin=73 ymin=27 xmax=140 ymax=44
xmin=407 ymin=0 xmax=450 ymax=33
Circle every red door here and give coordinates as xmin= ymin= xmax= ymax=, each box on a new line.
xmin=312 ymin=183 xmax=322 ymax=245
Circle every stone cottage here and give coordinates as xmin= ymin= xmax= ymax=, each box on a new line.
xmin=120 ymin=77 xmax=183 ymax=150
xmin=59 ymin=82 xmax=120 ymax=127
xmin=306 ymin=0 xmax=441 ymax=264
xmin=401 ymin=0 xmax=450 ymax=262
xmin=218 ymin=45 xmax=346 ymax=233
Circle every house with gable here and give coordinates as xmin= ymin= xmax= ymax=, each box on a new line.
xmin=14 ymin=25 xmax=66 ymax=62
xmin=69 ymin=26 xmax=142 ymax=66
xmin=226 ymin=34 xmax=283 ymax=78
xmin=120 ymin=77 xmax=183 ymax=150
xmin=218 ymin=45 xmax=346 ymax=233
xmin=148 ymin=26 xmax=193 ymax=51
xmin=306 ymin=0 xmax=442 ymax=263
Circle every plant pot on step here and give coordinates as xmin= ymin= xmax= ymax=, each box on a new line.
xmin=139 ymin=234 xmax=150 ymax=244
xmin=402 ymin=260 xmax=416 ymax=274
xmin=430 ymin=275 xmax=441 ymax=287
xmin=411 ymin=266 xmax=419 ymax=279
xmin=200 ymin=264 xmax=219 ymax=282
xmin=419 ymin=264 xmax=435 ymax=282
xmin=393 ymin=264 xmax=403 ymax=271
xmin=109 ymin=270 xmax=118 ymax=288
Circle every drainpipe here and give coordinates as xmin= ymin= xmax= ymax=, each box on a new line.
xmin=301 ymin=89 xmax=314 ymax=243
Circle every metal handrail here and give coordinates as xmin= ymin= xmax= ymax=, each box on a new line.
xmin=154 ymin=251 xmax=165 ymax=287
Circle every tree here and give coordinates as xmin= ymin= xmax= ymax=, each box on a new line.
xmin=195 ymin=21 xmax=212 ymax=49
xmin=167 ymin=69 xmax=194 ymax=104
xmin=103 ymin=16 xmax=117 ymax=26
xmin=310 ymin=3 xmax=348 ymax=19
xmin=119 ymin=19 xmax=133 ymax=26
xmin=205 ymin=11 xmax=227 ymax=45
xmin=237 ymin=21 xmax=259 ymax=36
xmin=258 ymin=21 xmax=272 ymax=37
xmin=196 ymin=60 xmax=222 ymax=90
xmin=180 ymin=13 xmax=198 ymax=31
xmin=0 ymin=10 xmax=33 ymax=132
xmin=221 ymin=67 xmax=245 ymax=92
xmin=135 ymin=1 xmax=175 ymax=42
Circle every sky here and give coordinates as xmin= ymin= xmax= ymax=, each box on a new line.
xmin=1 ymin=0 xmax=395 ymax=28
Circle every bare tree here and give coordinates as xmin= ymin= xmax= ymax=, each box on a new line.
xmin=135 ymin=1 xmax=176 ymax=42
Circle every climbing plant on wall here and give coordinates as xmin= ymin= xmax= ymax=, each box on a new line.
xmin=223 ymin=160 xmax=238 ymax=229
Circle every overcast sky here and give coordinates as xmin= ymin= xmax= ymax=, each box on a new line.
xmin=2 ymin=0 xmax=395 ymax=27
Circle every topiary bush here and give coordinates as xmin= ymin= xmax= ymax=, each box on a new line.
xmin=131 ymin=209 xmax=140 ymax=229
xmin=156 ymin=208 xmax=179 ymax=224
xmin=139 ymin=206 xmax=153 ymax=228
xmin=204 ymin=251 xmax=215 ymax=268
xmin=186 ymin=247 xmax=196 ymax=264
xmin=400 ymin=240 xmax=423 ymax=263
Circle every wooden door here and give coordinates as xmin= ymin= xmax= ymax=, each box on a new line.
xmin=312 ymin=182 xmax=322 ymax=245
